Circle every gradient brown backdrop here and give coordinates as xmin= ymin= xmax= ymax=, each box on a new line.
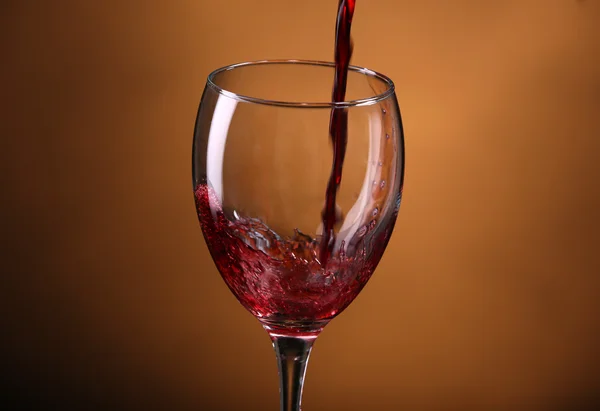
xmin=2 ymin=1 xmax=600 ymax=410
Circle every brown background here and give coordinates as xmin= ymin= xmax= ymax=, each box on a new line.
xmin=2 ymin=1 xmax=600 ymax=410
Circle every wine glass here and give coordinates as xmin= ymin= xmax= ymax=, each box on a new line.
xmin=192 ymin=60 xmax=404 ymax=411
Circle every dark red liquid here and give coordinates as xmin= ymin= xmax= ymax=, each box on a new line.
xmin=195 ymin=184 xmax=392 ymax=336
xmin=193 ymin=0 xmax=399 ymax=336
xmin=320 ymin=0 xmax=357 ymax=264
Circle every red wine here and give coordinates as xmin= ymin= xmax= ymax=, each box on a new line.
xmin=320 ymin=0 xmax=357 ymax=264
xmin=193 ymin=0 xmax=399 ymax=337
xmin=195 ymin=184 xmax=391 ymax=336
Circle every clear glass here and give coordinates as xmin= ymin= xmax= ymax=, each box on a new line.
xmin=192 ymin=60 xmax=404 ymax=411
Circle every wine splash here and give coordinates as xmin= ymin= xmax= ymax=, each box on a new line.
xmin=195 ymin=183 xmax=391 ymax=336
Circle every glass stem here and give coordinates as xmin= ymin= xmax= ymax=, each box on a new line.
xmin=272 ymin=336 xmax=315 ymax=411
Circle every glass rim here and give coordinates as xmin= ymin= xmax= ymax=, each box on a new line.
xmin=206 ymin=59 xmax=396 ymax=108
